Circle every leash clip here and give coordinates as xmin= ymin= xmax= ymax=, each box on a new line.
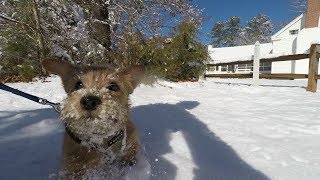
xmin=0 ymin=83 xmax=61 ymax=114
xmin=39 ymin=98 xmax=61 ymax=113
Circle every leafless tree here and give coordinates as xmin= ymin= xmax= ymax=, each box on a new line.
xmin=40 ymin=0 xmax=203 ymax=65
xmin=1 ymin=0 xmax=203 ymax=68
xmin=290 ymin=0 xmax=307 ymax=13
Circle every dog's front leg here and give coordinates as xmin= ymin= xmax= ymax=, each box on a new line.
xmin=61 ymin=132 xmax=102 ymax=179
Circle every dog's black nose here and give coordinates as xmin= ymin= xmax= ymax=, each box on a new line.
xmin=80 ymin=95 xmax=101 ymax=111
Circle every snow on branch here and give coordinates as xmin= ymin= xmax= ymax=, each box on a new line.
xmin=0 ymin=14 xmax=38 ymax=33
xmin=290 ymin=0 xmax=307 ymax=13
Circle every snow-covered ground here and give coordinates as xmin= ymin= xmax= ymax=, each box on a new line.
xmin=1 ymin=76 xmax=320 ymax=180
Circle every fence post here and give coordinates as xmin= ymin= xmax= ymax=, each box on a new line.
xmin=307 ymin=44 xmax=319 ymax=92
xmin=253 ymin=41 xmax=260 ymax=86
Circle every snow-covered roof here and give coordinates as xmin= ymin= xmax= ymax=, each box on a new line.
xmin=208 ymin=43 xmax=273 ymax=63
xmin=272 ymin=13 xmax=305 ymax=40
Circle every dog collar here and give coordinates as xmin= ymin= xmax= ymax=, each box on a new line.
xmin=106 ymin=130 xmax=124 ymax=147
xmin=65 ymin=126 xmax=82 ymax=144
xmin=65 ymin=127 xmax=125 ymax=149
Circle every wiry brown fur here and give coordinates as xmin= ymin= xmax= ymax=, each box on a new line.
xmin=42 ymin=59 xmax=144 ymax=179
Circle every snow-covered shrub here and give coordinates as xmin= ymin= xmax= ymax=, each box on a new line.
xmin=117 ymin=22 xmax=207 ymax=82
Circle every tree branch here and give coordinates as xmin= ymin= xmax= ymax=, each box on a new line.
xmin=0 ymin=14 xmax=38 ymax=33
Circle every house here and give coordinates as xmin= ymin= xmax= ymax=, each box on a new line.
xmin=208 ymin=0 xmax=320 ymax=74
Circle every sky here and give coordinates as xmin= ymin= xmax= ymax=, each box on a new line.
xmin=196 ymin=0 xmax=302 ymax=44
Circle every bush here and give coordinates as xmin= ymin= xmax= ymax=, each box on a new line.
xmin=0 ymin=22 xmax=40 ymax=81
xmin=116 ymin=22 xmax=208 ymax=82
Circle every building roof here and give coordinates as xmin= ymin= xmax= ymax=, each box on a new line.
xmin=271 ymin=13 xmax=305 ymax=40
xmin=208 ymin=43 xmax=274 ymax=63
xmin=208 ymin=13 xmax=308 ymax=64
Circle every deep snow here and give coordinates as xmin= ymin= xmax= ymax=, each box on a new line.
xmin=0 ymin=77 xmax=320 ymax=180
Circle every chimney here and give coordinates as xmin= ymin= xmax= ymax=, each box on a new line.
xmin=306 ymin=0 xmax=320 ymax=28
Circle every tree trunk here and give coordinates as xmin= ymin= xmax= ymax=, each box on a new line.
xmin=31 ymin=0 xmax=47 ymax=75
xmin=75 ymin=0 xmax=113 ymax=65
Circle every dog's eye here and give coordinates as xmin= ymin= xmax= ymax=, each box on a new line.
xmin=107 ymin=82 xmax=120 ymax=92
xmin=75 ymin=81 xmax=83 ymax=90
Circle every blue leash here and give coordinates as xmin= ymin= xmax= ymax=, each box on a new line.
xmin=0 ymin=83 xmax=61 ymax=113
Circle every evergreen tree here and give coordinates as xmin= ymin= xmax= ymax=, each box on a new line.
xmin=116 ymin=22 xmax=208 ymax=82
xmin=152 ymin=22 xmax=208 ymax=81
xmin=225 ymin=16 xmax=242 ymax=46
xmin=0 ymin=0 xmax=47 ymax=81
xmin=239 ymin=14 xmax=273 ymax=45
xmin=209 ymin=16 xmax=241 ymax=47
xmin=209 ymin=21 xmax=226 ymax=47
xmin=209 ymin=14 xmax=273 ymax=47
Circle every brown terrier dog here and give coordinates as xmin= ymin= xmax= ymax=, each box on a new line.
xmin=42 ymin=59 xmax=144 ymax=179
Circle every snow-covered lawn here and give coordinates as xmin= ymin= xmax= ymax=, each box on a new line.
xmin=1 ymin=77 xmax=320 ymax=180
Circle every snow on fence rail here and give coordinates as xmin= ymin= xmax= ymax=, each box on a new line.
xmin=205 ymin=43 xmax=320 ymax=92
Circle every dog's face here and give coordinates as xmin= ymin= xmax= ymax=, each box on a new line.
xmin=42 ymin=59 xmax=144 ymax=152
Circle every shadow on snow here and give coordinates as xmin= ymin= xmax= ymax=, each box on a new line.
xmin=0 ymin=108 xmax=64 ymax=180
xmin=131 ymin=101 xmax=270 ymax=180
xmin=0 ymin=102 xmax=270 ymax=180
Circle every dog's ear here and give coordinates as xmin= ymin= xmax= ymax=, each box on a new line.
xmin=42 ymin=59 xmax=78 ymax=94
xmin=120 ymin=65 xmax=145 ymax=94
xmin=42 ymin=59 xmax=76 ymax=78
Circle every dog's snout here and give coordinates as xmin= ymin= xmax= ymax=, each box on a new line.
xmin=80 ymin=95 xmax=101 ymax=111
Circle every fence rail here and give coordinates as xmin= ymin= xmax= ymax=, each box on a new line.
xmin=205 ymin=43 xmax=320 ymax=92
xmin=207 ymin=54 xmax=310 ymax=67
xmin=205 ymin=73 xmax=320 ymax=79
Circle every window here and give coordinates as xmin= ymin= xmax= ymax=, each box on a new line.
xmin=237 ymin=63 xmax=253 ymax=72
xmin=259 ymin=62 xmax=272 ymax=72
xmin=237 ymin=63 xmax=271 ymax=72
xmin=221 ymin=65 xmax=227 ymax=72
xmin=221 ymin=65 xmax=235 ymax=72
xmin=289 ymin=29 xmax=299 ymax=35
xmin=207 ymin=66 xmax=216 ymax=71
xmin=227 ymin=65 xmax=235 ymax=72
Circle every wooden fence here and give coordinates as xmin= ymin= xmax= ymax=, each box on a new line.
xmin=205 ymin=43 xmax=320 ymax=92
